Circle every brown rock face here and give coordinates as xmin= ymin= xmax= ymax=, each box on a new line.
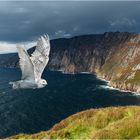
xmin=0 ymin=32 xmax=140 ymax=93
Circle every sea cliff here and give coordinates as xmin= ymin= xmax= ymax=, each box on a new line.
xmin=0 ymin=32 xmax=140 ymax=93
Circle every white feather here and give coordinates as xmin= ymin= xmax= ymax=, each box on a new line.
xmin=30 ymin=35 xmax=50 ymax=81
xmin=16 ymin=45 xmax=35 ymax=81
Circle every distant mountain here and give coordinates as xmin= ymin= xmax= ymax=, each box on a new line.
xmin=0 ymin=32 xmax=140 ymax=93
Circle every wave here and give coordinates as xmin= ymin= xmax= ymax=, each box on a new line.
xmin=97 ymin=85 xmax=140 ymax=96
xmin=79 ymin=72 xmax=91 ymax=74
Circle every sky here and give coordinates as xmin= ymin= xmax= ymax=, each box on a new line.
xmin=0 ymin=1 xmax=140 ymax=53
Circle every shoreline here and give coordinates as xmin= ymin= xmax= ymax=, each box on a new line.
xmin=55 ymin=69 xmax=140 ymax=95
xmin=96 ymin=75 xmax=140 ymax=95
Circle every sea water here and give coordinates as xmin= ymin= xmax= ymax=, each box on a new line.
xmin=0 ymin=68 xmax=139 ymax=138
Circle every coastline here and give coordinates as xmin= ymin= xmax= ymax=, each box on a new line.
xmin=55 ymin=69 xmax=140 ymax=95
xmin=96 ymin=75 xmax=140 ymax=95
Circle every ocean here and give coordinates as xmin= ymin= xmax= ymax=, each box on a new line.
xmin=0 ymin=68 xmax=139 ymax=138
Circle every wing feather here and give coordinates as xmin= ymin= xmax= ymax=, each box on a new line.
xmin=30 ymin=34 xmax=50 ymax=80
xmin=17 ymin=45 xmax=35 ymax=81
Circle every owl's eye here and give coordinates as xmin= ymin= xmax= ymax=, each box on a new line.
xmin=42 ymin=80 xmax=46 ymax=83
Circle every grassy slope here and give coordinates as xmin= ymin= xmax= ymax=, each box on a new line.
xmin=7 ymin=106 xmax=140 ymax=139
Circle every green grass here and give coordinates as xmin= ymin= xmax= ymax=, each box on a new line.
xmin=7 ymin=106 xmax=140 ymax=139
xmin=126 ymin=70 xmax=140 ymax=85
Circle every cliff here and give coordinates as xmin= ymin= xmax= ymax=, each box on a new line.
xmin=7 ymin=106 xmax=140 ymax=139
xmin=0 ymin=32 xmax=140 ymax=93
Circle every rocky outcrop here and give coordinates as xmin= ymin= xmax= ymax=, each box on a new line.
xmin=0 ymin=32 xmax=140 ymax=93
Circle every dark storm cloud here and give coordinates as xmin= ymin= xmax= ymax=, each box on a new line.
xmin=0 ymin=1 xmax=140 ymax=42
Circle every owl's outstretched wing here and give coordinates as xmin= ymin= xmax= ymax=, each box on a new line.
xmin=17 ymin=45 xmax=35 ymax=81
xmin=30 ymin=35 xmax=50 ymax=80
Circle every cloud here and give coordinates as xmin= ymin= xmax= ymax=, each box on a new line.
xmin=15 ymin=7 xmax=28 ymax=13
xmin=0 ymin=41 xmax=36 ymax=54
xmin=109 ymin=18 xmax=138 ymax=27
xmin=0 ymin=1 xmax=139 ymax=43
xmin=73 ymin=26 xmax=80 ymax=32
xmin=54 ymin=30 xmax=71 ymax=38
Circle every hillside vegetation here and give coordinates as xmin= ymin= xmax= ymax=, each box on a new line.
xmin=7 ymin=106 xmax=140 ymax=139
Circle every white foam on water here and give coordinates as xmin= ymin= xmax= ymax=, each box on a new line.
xmin=96 ymin=76 xmax=140 ymax=96
xmin=55 ymin=69 xmax=64 ymax=72
xmin=98 ymin=85 xmax=116 ymax=90
xmin=79 ymin=72 xmax=91 ymax=74
xmin=98 ymin=83 xmax=140 ymax=96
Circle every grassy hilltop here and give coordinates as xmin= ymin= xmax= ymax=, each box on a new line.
xmin=8 ymin=106 xmax=140 ymax=139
